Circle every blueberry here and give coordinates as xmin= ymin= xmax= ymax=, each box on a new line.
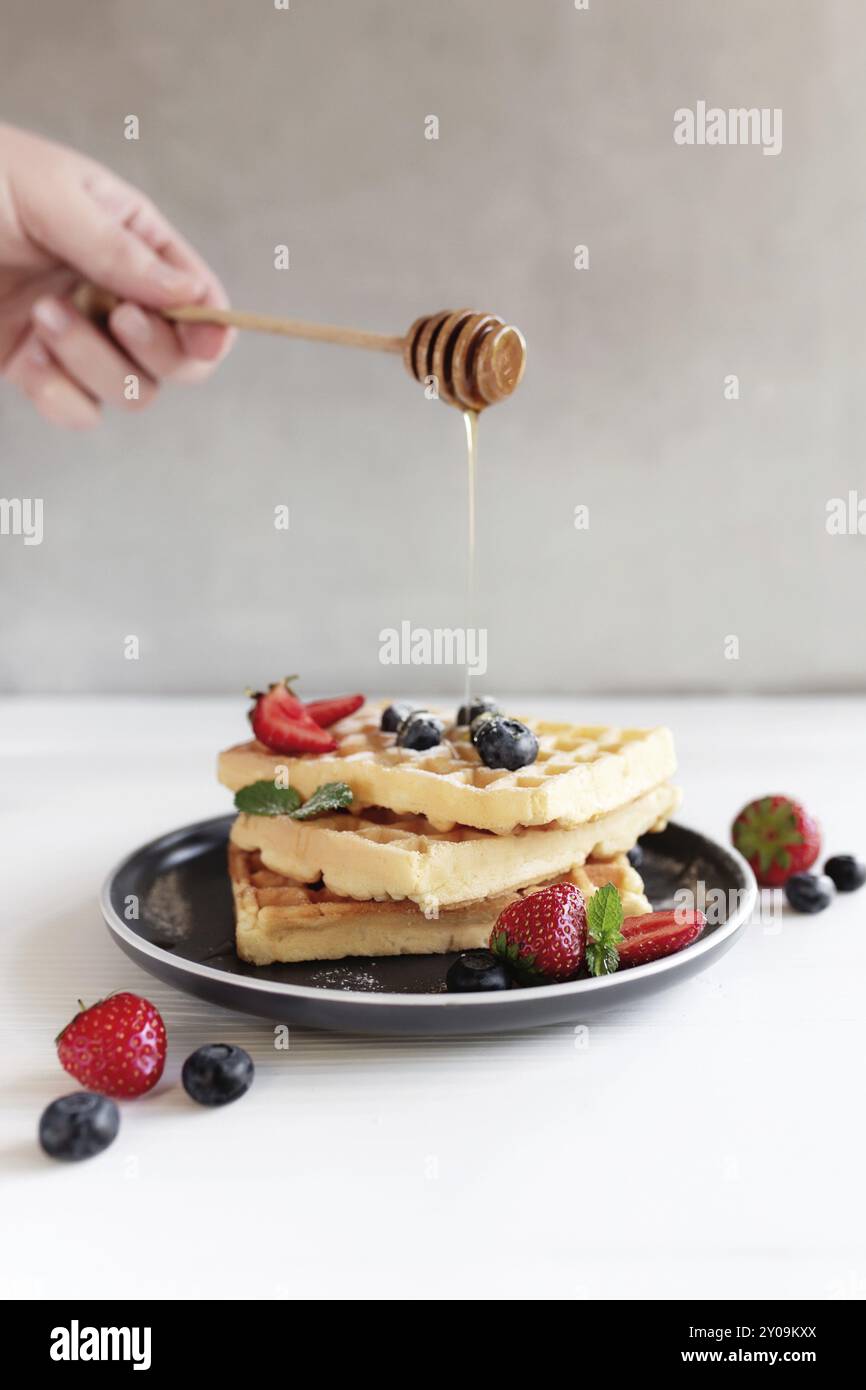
xmin=39 ymin=1092 xmax=120 ymax=1162
xmin=824 ymin=854 xmax=866 ymax=893
xmin=473 ymin=716 xmax=539 ymax=771
xmin=469 ymin=711 xmax=497 ymax=744
xmin=785 ymin=872 xmax=834 ymax=915
xmin=446 ymin=950 xmax=510 ymax=993
xmin=456 ymin=696 xmax=500 ymax=726
xmin=396 ymin=711 xmax=444 ymax=751
xmin=381 ymin=702 xmax=414 ymax=733
xmin=182 ymin=1044 xmax=254 ymax=1107
xmin=627 ymin=843 xmax=644 ymax=870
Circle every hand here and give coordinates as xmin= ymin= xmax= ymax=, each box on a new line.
xmin=0 ymin=124 xmax=234 ymax=428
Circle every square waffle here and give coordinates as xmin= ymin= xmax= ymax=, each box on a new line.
xmin=218 ymin=706 xmax=677 ymax=834
xmin=229 ymin=844 xmax=652 ymax=965
xmin=230 ymin=781 xmax=680 ymax=910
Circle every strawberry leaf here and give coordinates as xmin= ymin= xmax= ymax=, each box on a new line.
xmin=490 ymin=930 xmax=522 ymax=968
xmin=585 ymin=883 xmax=624 ymax=976
xmin=489 ymin=929 xmax=540 ymax=984
xmin=234 ymin=781 xmax=302 ymax=816
xmin=733 ymin=800 xmax=804 ymax=873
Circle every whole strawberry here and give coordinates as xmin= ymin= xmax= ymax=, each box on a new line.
xmin=732 ymin=795 xmax=821 ymax=887
xmin=490 ymin=883 xmax=586 ymax=984
xmin=57 ymin=992 xmax=166 ymax=1099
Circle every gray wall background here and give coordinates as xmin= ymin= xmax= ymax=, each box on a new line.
xmin=1 ymin=0 xmax=864 ymax=695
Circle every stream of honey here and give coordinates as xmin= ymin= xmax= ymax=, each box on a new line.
xmin=462 ymin=408 xmax=478 ymax=709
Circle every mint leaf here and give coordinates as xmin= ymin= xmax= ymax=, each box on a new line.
xmin=234 ymin=781 xmax=302 ymax=816
xmin=234 ymin=779 xmax=353 ymax=820
xmin=290 ymin=782 xmax=353 ymax=820
xmin=587 ymin=881 xmax=625 ymax=940
xmin=585 ymin=883 xmax=624 ymax=976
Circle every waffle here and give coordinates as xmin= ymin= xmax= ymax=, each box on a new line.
xmin=218 ymin=707 xmax=677 ymax=834
xmin=229 ymin=844 xmax=652 ymax=965
xmin=230 ymin=781 xmax=680 ymax=910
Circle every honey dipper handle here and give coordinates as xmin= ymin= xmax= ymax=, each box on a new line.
xmin=72 ymin=283 xmax=405 ymax=355
xmin=163 ymin=304 xmax=405 ymax=354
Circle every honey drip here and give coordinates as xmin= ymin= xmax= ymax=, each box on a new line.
xmin=463 ymin=408 xmax=478 ymax=709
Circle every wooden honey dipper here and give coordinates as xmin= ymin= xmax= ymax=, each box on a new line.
xmin=73 ymin=286 xmax=526 ymax=411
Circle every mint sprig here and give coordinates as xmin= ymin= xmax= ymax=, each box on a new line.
xmin=290 ymin=782 xmax=354 ymax=819
xmin=234 ymin=779 xmax=352 ymax=819
xmin=234 ymin=782 xmax=302 ymax=816
xmin=585 ymin=883 xmax=624 ymax=976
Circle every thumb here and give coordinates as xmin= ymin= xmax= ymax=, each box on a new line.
xmin=26 ymin=172 xmax=205 ymax=308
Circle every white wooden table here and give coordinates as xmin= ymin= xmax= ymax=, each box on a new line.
xmin=2 ymin=695 xmax=864 ymax=1300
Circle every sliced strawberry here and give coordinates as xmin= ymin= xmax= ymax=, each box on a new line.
xmin=249 ymin=680 xmax=337 ymax=754
xmin=305 ymin=694 xmax=365 ymax=727
xmin=272 ymin=686 xmax=308 ymax=721
xmin=616 ymin=909 xmax=706 ymax=969
xmin=255 ymin=714 xmax=337 ymax=754
xmin=257 ymin=676 xmax=309 ymax=720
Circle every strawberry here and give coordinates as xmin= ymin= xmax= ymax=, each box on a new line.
xmin=248 ymin=678 xmax=337 ymax=755
xmin=56 ymin=992 xmax=166 ymax=1099
xmin=254 ymin=711 xmax=337 ymax=755
xmin=732 ymin=795 xmax=821 ymax=887
xmin=305 ymin=694 xmax=365 ymax=727
xmin=490 ymin=883 xmax=587 ymax=984
xmin=616 ymin=909 xmax=706 ymax=969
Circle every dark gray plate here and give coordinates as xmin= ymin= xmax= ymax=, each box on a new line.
xmin=100 ymin=815 xmax=756 ymax=1035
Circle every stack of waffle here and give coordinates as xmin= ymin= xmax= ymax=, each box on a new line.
xmin=217 ymin=708 xmax=680 ymax=966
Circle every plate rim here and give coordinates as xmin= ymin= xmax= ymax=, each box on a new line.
xmin=100 ymin=814 xmax=758 ymax=1009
